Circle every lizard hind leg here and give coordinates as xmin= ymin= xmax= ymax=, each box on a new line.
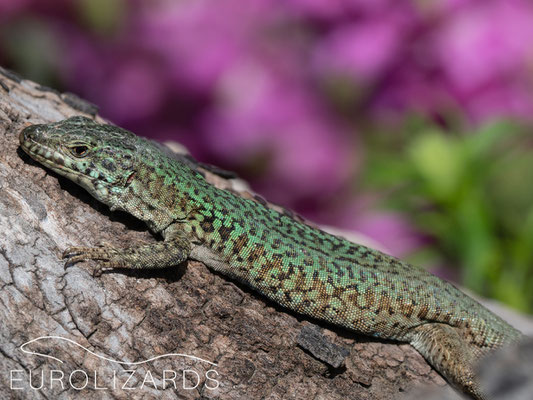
xmin=410 ymin=323 xmax=487 ymax=400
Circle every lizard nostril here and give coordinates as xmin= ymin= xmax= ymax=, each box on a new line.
xmin=19 ymin=127 xmax=31 ymax=145
xmin=20 ymin=124 xmax=43 ymax=145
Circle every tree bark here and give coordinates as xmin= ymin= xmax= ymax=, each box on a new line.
xmin=0 ymin=67 xmax=457 ymax=400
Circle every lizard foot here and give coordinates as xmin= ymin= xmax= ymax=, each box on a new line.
xmin=63 ymin=246 xmax=124 ymax=276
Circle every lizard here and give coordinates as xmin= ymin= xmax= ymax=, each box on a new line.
xmin=19 ymin=116 xmax=523 ymax=399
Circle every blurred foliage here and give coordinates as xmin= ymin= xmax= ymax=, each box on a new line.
xmin=362 ymin=119 xmax=533 ymax=311
xmin=76 ymin=0 xmax=125 ymax=35
xmin=0 ymin=17 xmax=61 ymax=87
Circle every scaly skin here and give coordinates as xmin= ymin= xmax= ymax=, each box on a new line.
xmin=20 ymin=116 xmax=523 ymax=399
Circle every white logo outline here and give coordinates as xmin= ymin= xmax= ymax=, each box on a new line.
xmin=20 ymin=335 xmax=218 ymax=366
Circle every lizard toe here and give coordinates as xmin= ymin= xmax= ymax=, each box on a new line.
xmin=63 ymin=246 xmax=92 ymax=259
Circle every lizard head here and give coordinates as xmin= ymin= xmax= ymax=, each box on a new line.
xmin=19 ymin=116 xmax=139 ymax=206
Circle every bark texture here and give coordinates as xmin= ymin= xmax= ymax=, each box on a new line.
xmin=0 ymin=68 xmax=456 ymax=400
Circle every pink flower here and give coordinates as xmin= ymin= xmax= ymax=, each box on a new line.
xmin=434 ymin=0 xmax=533 ymax=120
xmin=138 ymin=0 xmax=272 ymax=92
xmin=201 ymin=59 xmax=353 ymax=204
xmin=313 ymin=16 xmax=407 ymax=82
xmin=0 ymin=0 xmax=31 ymax=16
xmin=286 ymin=0 xmax=395 ymax=20
xmin=352 ymin=212 xmax=422 ymax=257
xmin=332 ymin=208 xmax=425 ymax=258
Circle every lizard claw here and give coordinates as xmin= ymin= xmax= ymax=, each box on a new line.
xmin=63 ymin=246 xmax=89 ymax=269
xmin=62 ymin=246 xmax=121 ymax=275
xmin=63 ymin=246 xmax=91 ymax=259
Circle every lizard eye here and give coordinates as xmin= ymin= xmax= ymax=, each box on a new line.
xmin=69 ymin=145 xmax=89 ymax=157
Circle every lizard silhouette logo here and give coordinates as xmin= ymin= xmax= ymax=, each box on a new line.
xmin=10 ymin=335 xmax=220 ymax=392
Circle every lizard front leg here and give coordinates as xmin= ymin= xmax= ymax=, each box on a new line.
xmin=63 ymin=223 xmax=191 ymax=276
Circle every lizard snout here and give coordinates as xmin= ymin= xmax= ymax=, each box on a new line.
xmin=19 ymin=123 xmax=45 ymax=145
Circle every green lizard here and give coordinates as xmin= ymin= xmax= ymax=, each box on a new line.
xmin=19 ymin=116 xmax=523 ymax=399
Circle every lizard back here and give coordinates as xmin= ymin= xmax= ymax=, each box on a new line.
xmin=184 ymin=176 xmax=521 ymax=349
